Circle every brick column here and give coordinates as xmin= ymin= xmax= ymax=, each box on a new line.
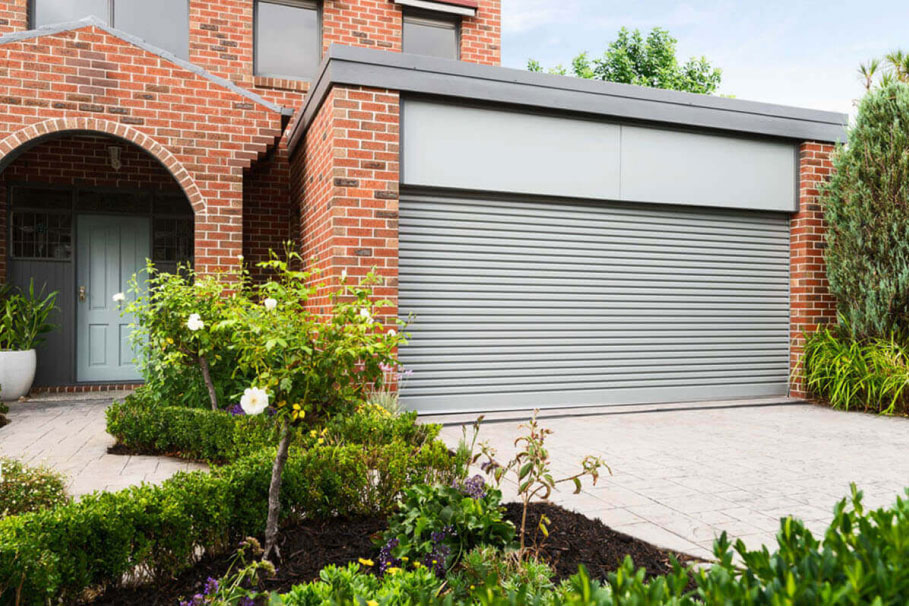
xmin=295 ymin=85 xmax=400 ymax=320
xmin=790 ymin=142 xmax=837 ymax=398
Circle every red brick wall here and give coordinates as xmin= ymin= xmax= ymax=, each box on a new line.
xmin=0 ymin=24 xmax=285 ymax=274
xmin=461 ymin=0 xmax=500 ymax=65
xmin=790 ymin=142 xmax=837 ymax=398
xmin=0 ymin=134 xmax=183 ymax=191
xmin=0 ymin=0 xmax=26 ymax=36
xmin=296 ymin=85 xmax=399 ymax=318
xmin=243 ymin=150 xmax=296 ymax=281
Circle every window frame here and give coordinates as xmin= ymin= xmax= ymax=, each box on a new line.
xmin=28 ymin=0 xmax=191 ymax=60
xmin=402 ymin=8 xmax=461 ymax=61
xmin=253 ymin=0 xmax=323 ymax=81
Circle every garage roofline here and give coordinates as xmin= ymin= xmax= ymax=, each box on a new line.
xmin=287 ymin=44 xmax=848 ymax=155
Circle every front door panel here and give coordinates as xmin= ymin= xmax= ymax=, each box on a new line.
xmin=76 ymin=215 xmax=149 ymax=382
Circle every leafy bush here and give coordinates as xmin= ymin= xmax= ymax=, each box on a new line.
xmin=0 ymin=281 xmax=57 ymax=351
xmin=803 ymin=326 xmax=909 ymax=414
xmin=106 ymin=397 xmax=281 ymax=463
xmin=0 ymin=440 xmax=460 ymax=604
xmin=124 ymin=262 xmax=254 ymax=410
xmin=0 ymin=458 xmax=68 ymax=519
xmin=447 ymin=546 xmax=557 ymax=600
xmin=822 ymin=82 xmax=909 ymax=339
xmin=281 ymin=562 xmax=442 ymax=606
xmin=106 ymin=397 xmax=442 ymax=463
xmin=377 ymin=480 xmax=515 ymax=576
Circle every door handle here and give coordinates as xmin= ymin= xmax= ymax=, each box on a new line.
xmin=79 ymin=286 xmax=86 ymax=303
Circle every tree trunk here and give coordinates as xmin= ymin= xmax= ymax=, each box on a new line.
xmin=264 ymin=421 xmax=293 ymax=561
xmin=198 ymin=354 xmax=218 ymax=411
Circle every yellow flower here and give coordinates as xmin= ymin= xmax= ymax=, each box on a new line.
xmin=310 ymin=430 xmax=318 ymax=438
xmin=400 ymin=556 xmax=408 ymax=562
xmin=166 ymin=337 xmax=174 ymax=345
xmin=358 ymin=558 xmax=374 ymax=567
xmin=367 ymin=601 xmax=378 ymax=606
xmin=317 ymin=438 xmax=325 ymax=445
xmin=292 ymin=404 xmax=306 ymax=421
xmin=387 ymin=567 xmax=402 ymax=575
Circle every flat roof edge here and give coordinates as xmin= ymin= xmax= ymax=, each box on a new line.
xmin=288 ymin=45 xmax=849 ymax=155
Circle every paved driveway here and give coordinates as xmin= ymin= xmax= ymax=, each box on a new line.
xmin=426 ymin=398 xmax=909 ymax=560
xmin=0 ymin=393 xmax=205 ymax=497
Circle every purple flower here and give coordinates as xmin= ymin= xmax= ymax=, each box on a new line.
xmin=452 ymin=475 xmax=487 ymax=500
xmin=228 ymin=404 xmax=246 ymax=416
xmin=377 ymin=537 xmax=401 ymax=574
xmin=204 ymin=577 xmax=219 ymax=595
xmin=239 ymin=598 xmax=256 ymax=606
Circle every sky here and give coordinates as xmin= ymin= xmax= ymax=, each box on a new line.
xmin=501 ymin=0 xmax=909 ymax=117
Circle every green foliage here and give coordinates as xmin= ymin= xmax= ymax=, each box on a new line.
xmin=179 ymin=538 xmax=277 ymax=606
xmin=858 ymin=50 xmax=909 ymax=91
xmin=822 ymin=82 xmax=909 ymax=339
xmin=228 ymin=251 xmax=406 ymax=425
xmin=0 ymin=280 xmax=57 ymax=351
xmin=106 ymin=396 xmax=281 ymax=462
xmin=0 ymin=458 xmax=69 ymax=519
xmin=379 ymin=482 xmax=515 ymax=574
xmin=279 ymin=487 xmax=909 ymax=606
xmin=125 ymin=262 xmax=253 ymax=410
xmin=803 ymin=326 xmax=909 ymax=414
xmin=280 ymin=562 xmax=443 ymax=606
xmin=528 ymin=27 xmax=722 ymax=94
xmin=0 ymin=440 xmax=460 ymax=604
xmin=479 ymin=411 xmax=609 ymax=554
xmin=448 ymin=547 xmax=556 ymax=601
xmin=106 ymin=397 xmax=444 ymax=464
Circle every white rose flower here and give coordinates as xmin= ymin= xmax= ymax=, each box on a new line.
xmin=264 ymin=298 xmax=277 ymax=311
xmin=340 ymin=269 xmax=348 ymax=282
xmin=187 ymin=313 xmax=205 ymax=332
xmin=388 ymin=329 xmax=397 ymax=337
xmin=240 ymin=387 xmax=269 ymax=416
xmin=112 ymin=292 xmax=126 ymax=303
xmin=359 ymin=308 xmax=374 ymax=324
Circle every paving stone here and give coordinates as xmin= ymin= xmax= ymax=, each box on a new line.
xmin=0 ymin=395 xmax=207 ymax=498
xmin=431 ymin=401 xmax=909 ymax=559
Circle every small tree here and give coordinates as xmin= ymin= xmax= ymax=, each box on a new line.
xmin=125 ymin=263 xmax=244 ymax=411
xmin=528 ymin=27 xmax=722 ymax=95
xmin=822 ymin=82 xmax=909 ymax=339
xmin=229 ymin=251 xmax=406 ymax=559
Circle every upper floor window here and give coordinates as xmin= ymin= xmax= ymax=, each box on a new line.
xmin=31 ymin=0 xmax=190 ymax=59
xmin=403 ymin=11 xmax=459 ymax=60
xmin=255 ymin=0 xmax=321 ymax=81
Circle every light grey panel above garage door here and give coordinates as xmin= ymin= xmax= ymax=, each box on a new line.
xmin=398 ymin=193 xmax=791 ymax=413
xmin=402 ymin=100 xmax=798 ymax=212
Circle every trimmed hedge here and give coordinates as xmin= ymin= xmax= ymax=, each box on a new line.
xmin=0 ymin=439 xmax=460 ymax=604
xmin=106 ymin=398 xmax=441 ymax=463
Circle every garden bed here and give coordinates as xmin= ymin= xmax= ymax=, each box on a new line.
xmin=81 ymin=503 xmax=695 ymax=605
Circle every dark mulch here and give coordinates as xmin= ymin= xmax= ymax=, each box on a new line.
xmin=82 ymin=516 xmax=387 ymax=605
xmin=83 ymin=503 xmax=699 ymax=604
xmin=503 ymin=502 xmax=699 ymax=584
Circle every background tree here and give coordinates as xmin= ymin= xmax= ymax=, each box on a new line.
xmin=822 ymin=82 xmax=909 ymax=338
xmin=859 ymin=50 xmax=909 ymax=91
xmin=528 ymin=27 xmax=722 ymax=94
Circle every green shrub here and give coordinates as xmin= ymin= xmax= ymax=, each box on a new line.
xmin=822 ymin=82 xmax=909 ymax=339
xmin=0 ymin=458 xmax=68 ymax=519
xmin=0 ymin=440 xmax=460 ymax=604
xmin=447 ymin=546 xmax=557 ymax=600
xmin=803 ymin=326 xmax=909 ymax=414
xmin=280 ymin=562 xmax=443 ymax=606
xmin=0 ymin=281 xmax=57 ymax=351
xmin=106 ymin=398 xmax=443 ymax=463
xmin=106 ymin=397 xmax=281 ymax=462
xmin=377 ymin=481 xmax=515 ymax=576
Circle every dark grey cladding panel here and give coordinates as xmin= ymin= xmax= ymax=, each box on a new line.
xmin=288 ymin=45 xmax=848 ymax=154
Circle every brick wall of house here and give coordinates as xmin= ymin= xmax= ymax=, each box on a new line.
xmin=790 ymin=142 xmax=837 ymax=398
xmin=295 ymin=85 xmax=400 ymax=318
xmin=0 ymin=24 xmax=286 ymax=275
xmin=243 ymin=151 xmax=296 ymax=281
xmin=0 ymin=0 xmax=25 ymax=35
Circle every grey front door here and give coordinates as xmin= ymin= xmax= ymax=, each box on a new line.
xmin=76 ymin=215 xmax=150 ymax=382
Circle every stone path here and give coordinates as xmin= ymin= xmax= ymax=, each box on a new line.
xmin=425 ymin=398 xmax=909 ymax=560
xmin=0 ymin=393 xmax=206 ymax=497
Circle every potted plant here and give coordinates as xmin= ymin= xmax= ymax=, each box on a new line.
xmin=0 ymin=281 xmax=57 ymax=401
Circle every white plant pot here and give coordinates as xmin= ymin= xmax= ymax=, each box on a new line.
xmin=0 ymin=349 xmax=36 ymax=401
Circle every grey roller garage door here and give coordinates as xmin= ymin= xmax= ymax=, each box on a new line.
xmin=398 ymin=193 xmax=791 ymax=414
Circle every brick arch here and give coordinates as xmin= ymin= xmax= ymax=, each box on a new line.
xmin=0 ymin=118 xmax=205 ymax=214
